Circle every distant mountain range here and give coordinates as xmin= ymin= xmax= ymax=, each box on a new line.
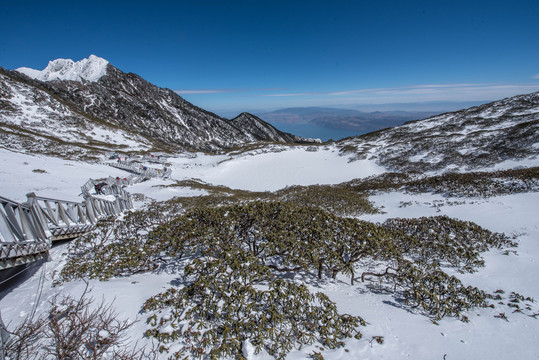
xmin=256 ymin=107 xmax=439 ymax=140
xmin=1 ymin=55 xmax=311 ymax=159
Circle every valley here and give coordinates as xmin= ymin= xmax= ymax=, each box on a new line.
xmin=1 ymin=56 xmax=538 ymax=359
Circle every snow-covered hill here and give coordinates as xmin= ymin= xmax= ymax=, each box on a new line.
xmin=338 ymin=91 xmax=539 ymax=173
xmin=0 ymin=68 xmax=152 ymax=160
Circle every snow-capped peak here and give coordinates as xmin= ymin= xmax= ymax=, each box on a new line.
xmin=16 ymin=55 xmax=109 ymax=82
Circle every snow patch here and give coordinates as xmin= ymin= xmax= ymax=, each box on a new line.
xmin=513 ymin=106 xmax=539 ymax=115
xmin=16 ymin=55 xmax=108 ymax=82
xmin=242 ymin=340 xmax=256 ymax=359
xmin=173 ymin=146 xmax=386 ymax=192
xmin=409 ymin=152 xmax=428 ymax=162
xmin=479 ymin=107 xmax=509 ymax=119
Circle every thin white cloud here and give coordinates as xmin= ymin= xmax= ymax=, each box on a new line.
xmin=264 ymin=92 xmax=323 ymax=97
xmin=175 ymin=89 xmax=234 ymax=94
xmin=174 ymin=83 xmax=539 ymax=112
xmin=261 ymin=83 xmax=539 ymax=103
xmin=533 ymin=74 xmax=539 ymax=79
xmin=175 ymin=87 xmax=287 ymax=95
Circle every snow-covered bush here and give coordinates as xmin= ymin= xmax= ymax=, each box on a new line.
xmin=58 ymin=200 xmax=520 ymax=358
xmin=157 ymin=201 xmax=391 ymax=284
xmin=344 ymin=166 xmax=539 ymax=197
xmin=362 ymin=260 xmax=488 ymax=320
xmin=382 ymin=216 xmax=516 ymax=272
xmin=60 ymin=202 xmax=181 ymax=282
xmin=143 ymin=247 xmax=365 ymax=359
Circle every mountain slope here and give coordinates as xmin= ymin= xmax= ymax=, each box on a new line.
xmin=1 ymin=55 xmax=308 ymax=156
xmin=229 ymin=112 xmax=304 ymax=143
xmin=0 ymin=67 xmax=152 ymax=160
xmin=337 ymin=91 xmax=539 ymax=172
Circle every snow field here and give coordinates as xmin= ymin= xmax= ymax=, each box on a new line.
xmin=350 ymin=191 xmax=539 ymax=359
xmin=169 ymin=146 xmax=385 ymax=192
xmin=0 ymin=147 xmax=538 ymax=359
xmin=0 ymin=149 xmax=128 ymax=202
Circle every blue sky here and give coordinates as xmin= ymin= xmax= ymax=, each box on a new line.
xmin=1 ymin=0 xmax=538 ymax=116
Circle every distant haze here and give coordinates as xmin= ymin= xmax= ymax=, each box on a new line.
xmin=248 ymin=101 xmax=488 ymax=141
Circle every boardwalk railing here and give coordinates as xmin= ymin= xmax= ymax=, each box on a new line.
xmin=1 ymin=155 xmax=173 ymax=270
xmin=0 ymin=196 xmax=50 ymax=269
xmin=1 ymin=184 xmax=135 ymax=270
xmin=84 ymin=195 xmax=127 ymax=223
xmin=27 ymin=193 xmax=96 ymax=241
xmin=81 ymin=177 xmax=135 ymax=201
xmin=107 ymin=162 xmax=171 ymax=179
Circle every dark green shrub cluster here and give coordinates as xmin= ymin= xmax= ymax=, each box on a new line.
xmin=345 ymin=172 xmax=417 ymax=193
xmin=381 ymin=260 xmax=488 ymax=319
xmin=60 ymin=201 xmax=517 ymax=358
xmin=163 ymin=178 xmax=377 ymax=216
xmin=154 ymin=201 xmax=393 ymax=285
xmin=343 ymin=167 xmax=539 ymax=197
xmin=60 ymin=202 xmax=181 ymax=281
xmin=152 ymin=202 xmax=504 ymax=321
xmin=404 ymin=167 xmax=539 ymax=197
xmin=382 ymin=216 xmax=516 ymax=272
xmin=143 ymin=248 xmax=365 ymax=359
xmin=275 ymin=184 xmax=377 ymax=216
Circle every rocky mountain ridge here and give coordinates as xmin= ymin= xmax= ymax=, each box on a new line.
xmin=0 ymin=56 xmax=308 ymax=158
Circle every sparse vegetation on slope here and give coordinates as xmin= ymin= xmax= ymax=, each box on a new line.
xmin=337 ymin=92 xmax=539 ymax=173
xmin=4 ymin=283 xmax=155 ymax=360
xmin=163 ymin=178 xmax=377 ymax=216
xmin=345 ymin=166 xmax=539 ymax=197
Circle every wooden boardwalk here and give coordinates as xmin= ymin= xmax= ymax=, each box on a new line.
xmin=1 ymin=160 xmax=169 ymax=270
